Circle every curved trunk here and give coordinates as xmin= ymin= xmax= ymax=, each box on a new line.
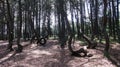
xmin=68 ymin=35 xmax=74 ymax=52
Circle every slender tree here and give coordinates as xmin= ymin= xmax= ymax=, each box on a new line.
xmin=103 ymin=0 xmax=110 ymax=52
xmin=16 ymin=0 xmax=23 ymax=52
xmin=6 ymin=0 xmax=14 ymax=51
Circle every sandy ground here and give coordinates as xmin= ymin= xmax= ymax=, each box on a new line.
xmin=0 ymin=40 xmax=117 ymax=67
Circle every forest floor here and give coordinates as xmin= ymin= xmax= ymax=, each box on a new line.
xmin=0 ymin=40 xmax=119 ymax=67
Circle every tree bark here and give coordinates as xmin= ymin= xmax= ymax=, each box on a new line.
xmin=16 ymin=0 xmax=23 ymax=52
xmin=6 ymin=0 xmax=14 ymax=51
xmin=103 ymin=0 xmax=110 ymax=52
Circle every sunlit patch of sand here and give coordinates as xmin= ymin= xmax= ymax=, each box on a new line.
xmin=31 ymin=50 xmax=52 ymax=56
xmin=30 ymin=44 xmax=37 ymax=48
xmin=111 ymin=43 xmax=120 ymax=50
xmin=0 ymin=42 xmax=8 ymax=45
xmin=52 ymin=45 xmax=59 ymax=49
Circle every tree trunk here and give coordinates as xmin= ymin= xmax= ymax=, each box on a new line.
xmin=6 ymin=0 xmax=14 ymax=51
xmin=103 ymin=0 xmax=110 ymax=52
xmin=16 ymin=0 xmax=23 ymax=52
xmin=116 ymin=0 xmax=120 ymax=42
